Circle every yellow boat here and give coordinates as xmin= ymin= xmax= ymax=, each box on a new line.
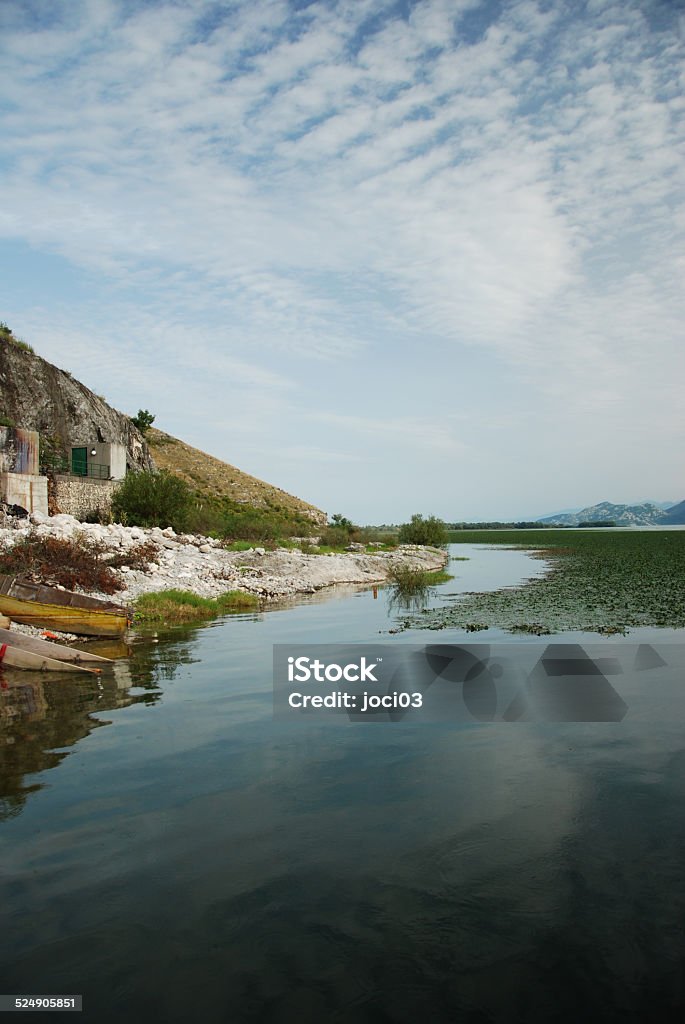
xmin=0 ymin=575 xmax=132 ymax=637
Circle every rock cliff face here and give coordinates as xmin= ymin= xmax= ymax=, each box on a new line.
xmin=0 ymin=337 xmax=153 ymax=471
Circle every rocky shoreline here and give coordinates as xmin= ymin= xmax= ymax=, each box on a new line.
xmin=1 ymin=512 xmax=447 ymax=626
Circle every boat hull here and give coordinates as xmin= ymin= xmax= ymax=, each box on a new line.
xmin=0 ymin=627 xmax=113 ymax=666
xmin=0 ymin=642 xmax=102 ymax=674
xmin=0 ymin=576 xmax=131 ymax=637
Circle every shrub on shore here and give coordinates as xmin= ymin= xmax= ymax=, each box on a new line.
xmin=221 ymin=505 xmax=303 ymax=542
xmin=0 ymin=532 xmax=124 ymax=594
xmin=398 ymin=514 xmax=448 ymax=546
xmin=112 ymin=469 xmax=193 ymax=532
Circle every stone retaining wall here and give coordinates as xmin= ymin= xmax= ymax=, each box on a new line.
xmin=54 ymin=475 xmax=118 ymax=520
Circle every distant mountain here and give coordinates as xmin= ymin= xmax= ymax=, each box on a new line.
xmin=662 ymin=500 xmax=685 ymax=525
xmin=532 ymin=505 xmax=583 ymax=519
xmin=538 ymin=500 xmax=684 ymax=527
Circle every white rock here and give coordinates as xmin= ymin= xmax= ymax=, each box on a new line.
xmin=52 ymin=514 xmax=80 ymax=529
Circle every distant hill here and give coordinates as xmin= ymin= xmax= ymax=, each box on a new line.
xmin=538 ymin=500 xmax=685 ymax=527
xmin=147 ymin=428 xmax=326 ymax=525
xmin=662 ymin=500 xmax=685 ymax=525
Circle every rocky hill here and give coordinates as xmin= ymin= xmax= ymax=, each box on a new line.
xmin=0 ymin=323 xmax=326 ymax=524
xmin=147 ymin=428 xmax=326 ymax=525
xmin=0 ymin=325 xmax=152 ymax=471
xmin=538 ymin=500 xmax=685 ymax=527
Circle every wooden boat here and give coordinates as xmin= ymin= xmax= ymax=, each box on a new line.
xmin=0 ymin=627 xmax=113 ymax=668
xmin=0 ymin=641 xmax=103 ymax=675
xmin=0 ymin=575 xmax=132 ymax=637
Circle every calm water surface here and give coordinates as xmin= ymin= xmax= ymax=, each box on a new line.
xmin=1 ymin=545 xmax=684 ymax=1023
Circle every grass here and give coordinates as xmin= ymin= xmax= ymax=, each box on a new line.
xmin=405 ymin=529 xmax=685 ymax=635
xmin=146 ymin=427 xmax=325 ymax=529
xmin=133 ymin=588 xmax=259 ymax=623
xmin=0 ymin=324 xmax=34 ymax=354
xmin=425 ymin=569 xmax=454 ymax=584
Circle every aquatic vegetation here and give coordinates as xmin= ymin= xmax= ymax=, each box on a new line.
xmin=384 ymin=564 xmax=453 ymax=615
xmin=133 ymin=588 xmax=259 ymax=623
xmin=405 ymin=530 xmax=685 ymax=635
xmin=386 ymin=563 xmax=452 ymax=594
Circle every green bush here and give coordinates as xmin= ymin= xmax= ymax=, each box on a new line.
xmin=318 ymin=525 xmax=353 ymax=548
xmin=112 ymin=469 xmax=192 ymax=531
xmin=221 ymin=505 xmax=310 ymax=542
xmin=398 ymin=513 xmax=448 ymax=546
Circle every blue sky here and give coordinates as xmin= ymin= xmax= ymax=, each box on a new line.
xmin=1 ymin=0 xmax=683 ymax=522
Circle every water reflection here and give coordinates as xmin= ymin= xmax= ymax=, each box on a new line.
xmin=0 ymin=630 xmax=209 ymax=822
xmin=386 ymin=583 xmax=437 ymax=615
xmin=0 ymin=542 xmax=684 ymax=1022
xmin=0 ymin=670 xmax=135 ymax=821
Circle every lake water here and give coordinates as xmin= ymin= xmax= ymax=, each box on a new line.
xmin=1 ymin=545 xmax=685 ymax=1023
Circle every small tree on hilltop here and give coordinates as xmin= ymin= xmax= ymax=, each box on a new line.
xmin=131 ymin=409 xmax=155 ymax=435
xmin=398 ymin=513 xmax=448 ymax=546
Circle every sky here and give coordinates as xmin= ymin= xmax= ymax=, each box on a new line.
xmin=0 ymin=0 xmax=683 ymax=522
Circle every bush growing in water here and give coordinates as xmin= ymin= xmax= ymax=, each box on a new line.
xmin=112 ymin=469 xmax=192 ymax=531
xmin=398 ymin=514 xmax=448 ymax=546
xmin=386 ymin=563 xmax=452 ymax=596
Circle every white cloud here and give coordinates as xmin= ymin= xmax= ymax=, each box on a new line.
xmin=0 ymin=0 xmax=683 ymax=517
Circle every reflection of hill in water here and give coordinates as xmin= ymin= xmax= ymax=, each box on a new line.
xmin=0 ymin=631 xmax=203 ymax=822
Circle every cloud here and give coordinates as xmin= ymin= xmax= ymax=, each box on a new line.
xmin=0 ymin=0 xmax=683 ymax=516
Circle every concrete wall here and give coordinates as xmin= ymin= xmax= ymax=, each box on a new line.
xmin=0 ymin=471 xmax=48 ymax=515
xmin=54 ymin=475 xmax=118 ymax=520
xmin=109 ymin=444 xmax=126 ymax=480
xmin=0 ymin=427 xmax=40 ymax=474
xmin=71 ymin=442 xmax=127 ymax=480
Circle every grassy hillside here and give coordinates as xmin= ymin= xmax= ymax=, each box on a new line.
xmin=146 ymin=427 xmax=326 ymax=526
